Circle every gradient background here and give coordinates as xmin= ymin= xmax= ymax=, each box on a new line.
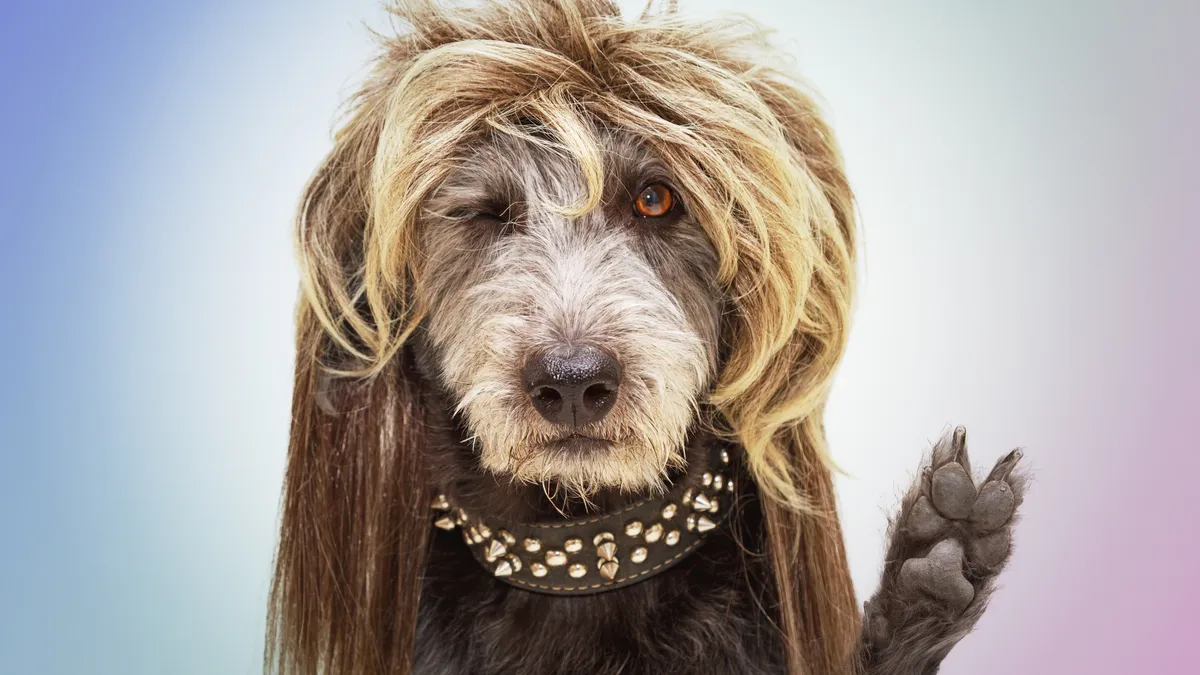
xmin=2 ymin=1 xmax=1196 ymax=673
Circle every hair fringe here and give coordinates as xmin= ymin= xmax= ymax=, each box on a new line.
xmin=271 ymin=1 xmax=860 ymax=673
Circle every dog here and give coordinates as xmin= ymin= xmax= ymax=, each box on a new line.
xmin=265 ymin=2 xmax=1027 ymax=673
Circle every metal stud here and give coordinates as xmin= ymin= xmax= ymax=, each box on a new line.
xmin=692 ymin=493 xmax=712 ymax=512
xmin=682 ymin=488 xmax=695 ymax=506
xmin=498 ymin=530 xmax=517 ymax=546
xmin=702 ymin=472 xmax=713 ymax=487
xmin=596 ymin=542 xmax=617 ymax=560
xmin=661 ymin=503 xmax=677 ymax=520
xmin=456 ymin=508 xmax=468 ymax=524
xmin=485 ymin=539 xmax=507 ymax=562
xmin=524 ymin=537 xmax=542 ymax=553
xmin=598 ymin=560 xmax=619 ymax=580
xmin=665 ymin=530 xmax=680 ymax=546
xmin=468 ymin=526 xmax=484 ymax=544
xmin=506 ymin=554 xmax=522 ymax=573
xmin=434 ymin=515 xmax=456 ymax=531
xmin=708 ymin=497 xmax=719 ymax=514
xmin=644 ymin=522 xmax=664 ymax=543
xmin=630 ymin=546 xmax=648 ymax=563
xmin=720 ymin=449 xmax=730 ymax=465
xmin=476 ymin=524 xmax=491 ymax=540
xmin=568 ymin=563 xmax=587 ymax=578
xmin=530 ymin=562 xmax=548 ymax=578
xmin=625 ymin=520 xmax=644 ymax=538
xmin=686 ymin=514 xmax=697 ymax=531
xmin=696 ymin=515 xmax=716 ymax=533
xmin=712 ymin=474 xmax=724 ymax=491
xmin=431 ymin=494 xmax=451 ymax=510
xmin=593 ymin=532 xmax=615 ymax=546
xmin=726 ymin=479 xmax=735 ymax=494
xmin=493 ymin=559 xmax=513 ymax=577
xmin=462 ymin=529 xmax=474 ymax=545
xmin=564 ymin=538 xmax=583 ymax=553
xmin=545 ymin=550 xmax=567 ymax=566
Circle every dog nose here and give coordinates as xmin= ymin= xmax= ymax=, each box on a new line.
xmin=523 ymin=346 xmax=620 ymax=427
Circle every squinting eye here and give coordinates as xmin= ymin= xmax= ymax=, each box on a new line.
xmin=633 ymin=183 xmax=675 ymax=218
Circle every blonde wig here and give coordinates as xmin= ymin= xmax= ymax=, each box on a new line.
xmin=269 ymin=1 xmax=860 ymax=673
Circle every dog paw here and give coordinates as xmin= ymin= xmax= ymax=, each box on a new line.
xmin=898 ymin=427 xmax=1024 ymax=610
xmin=859 ymin=427 xmax=1028 ymax=673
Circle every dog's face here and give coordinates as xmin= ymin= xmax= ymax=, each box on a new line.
xmin=414 ymin=129 xmax=722 ymax=494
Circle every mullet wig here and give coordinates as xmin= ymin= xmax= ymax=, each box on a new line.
xmin=268 ymin=1 xmax=860 ymax=673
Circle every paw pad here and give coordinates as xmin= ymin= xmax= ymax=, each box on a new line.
xmin=899 ymin=539 xmax=975 ymax=614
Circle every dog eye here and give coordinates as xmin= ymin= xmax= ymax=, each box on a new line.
xmin=633 ymin=183 xmax=675 ymax=218
xmin=447 ymin=207 xmax=507 ymax=223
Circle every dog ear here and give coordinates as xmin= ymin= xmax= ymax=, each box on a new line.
xmin=266 ymin=73 xmax=431 ymax=675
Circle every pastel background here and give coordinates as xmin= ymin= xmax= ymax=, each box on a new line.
xmin=1 ymin=1 xmax=1196 ymax=673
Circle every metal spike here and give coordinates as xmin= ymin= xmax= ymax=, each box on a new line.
xmin=596 ymin=542 xmax=617 ymax=560
xmin=568 ymin=563 xmax=587 ymax=578
xmin=530 ymin=562 xmax=548 ymax=578
xmin=696 ymin=515 xmax=716 ymax=533
xmin=564 ymin=538 xmax=583 ymax=553
xmin=661 ymin=503 xmax=677 ymax=520
xmin=593 ymin=532 xmax=614 ymax=546
xmin=523 ymin=538 xmax=542 ymax=553
xmin=493 ymin=559 xmax=513 ymax=577
xmin=545 ymin=550 xmax=567 ymax=566
xmin=431 ymin=494 xmax=450 ymax=510
xmin=624 ymin=520 xmax=644 ymax=538
xmin=691 ymin=493 xmax=712 ymax=512
xmin=598 ymin=560 xmax=619 ymax=580
xmin=665 ymin=530 xmax=680 ymax=546
xmin=644 ymin=522 xmax=664 ymax=543
xmin=434 ymin=516 xmax=457 ymax=531
xmin=485 ymin=539 xmax=507 ymax=562
xmin=630 ymin=546 xmax=648 ymax=563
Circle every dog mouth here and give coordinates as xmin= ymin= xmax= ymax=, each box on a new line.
xmin=540 ymin=433 xmax=615 ymax=454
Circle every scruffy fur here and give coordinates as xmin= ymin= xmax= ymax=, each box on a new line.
xmin=267 ymin=2 xmax=1027 ymax=674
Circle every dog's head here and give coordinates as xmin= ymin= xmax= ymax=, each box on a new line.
xmin=413 ymin=128 xmax=721 ymax=494
xmin=301 ymin=0 xmax=854 ymax=502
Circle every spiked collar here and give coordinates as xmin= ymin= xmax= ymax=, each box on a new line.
xmin=430 ymin=443 xmax=737 ymax=596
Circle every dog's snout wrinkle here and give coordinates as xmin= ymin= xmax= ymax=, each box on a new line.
xmin=523 ymin=345 xmax=620 ymax=427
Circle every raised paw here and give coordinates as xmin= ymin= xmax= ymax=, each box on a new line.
xmin=859 ymin=426 xmax=1029 ymax=674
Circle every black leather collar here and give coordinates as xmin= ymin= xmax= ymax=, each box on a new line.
xmin=430 ymin=444 xmax=736 ymax=595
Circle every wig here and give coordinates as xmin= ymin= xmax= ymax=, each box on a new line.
xmin=268 ymin=1 xmax=860 ymax=673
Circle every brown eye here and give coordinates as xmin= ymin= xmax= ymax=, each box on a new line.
xmin=633 ymin=183 xmax=674 ymax=218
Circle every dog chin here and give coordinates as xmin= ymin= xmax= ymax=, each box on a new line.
xmin=486 ymin=438 xmax=678 ymax=496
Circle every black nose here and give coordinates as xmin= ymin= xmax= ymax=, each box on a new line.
xmin=523 ymin=346 xmax=621 ymax=427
